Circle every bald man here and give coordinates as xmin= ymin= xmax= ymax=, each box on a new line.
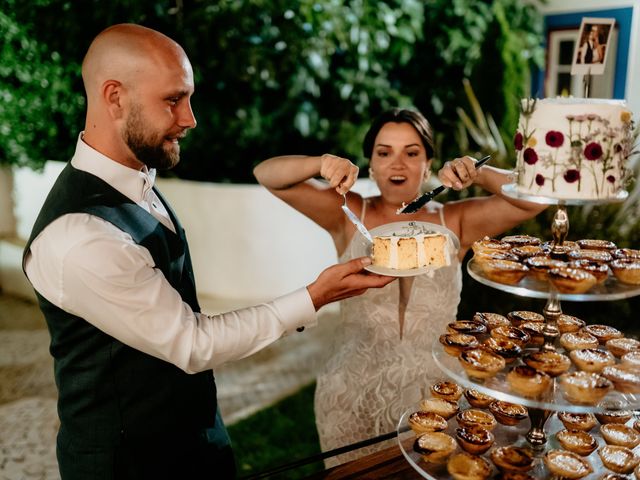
xmin=23 ymin=24 xmax=393 ymax=480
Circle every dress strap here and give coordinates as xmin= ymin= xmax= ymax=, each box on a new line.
xmin=437 ymin=205 xmax=447 ymax=227
xmin=360 ymin=198 xmax=368 ymax=221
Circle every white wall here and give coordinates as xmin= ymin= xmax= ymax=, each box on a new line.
xmin=156 ymin=178 xmax=337 ymax=301
xmin=1 ymin=161 xmax=350 ymax=305
xmin=538 ymin=0 xmax=640 ymax=115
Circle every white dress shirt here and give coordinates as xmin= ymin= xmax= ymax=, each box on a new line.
xmin=24 ymin=134 xmax=317 ymax=373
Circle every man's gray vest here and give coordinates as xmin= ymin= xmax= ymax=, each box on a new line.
xmin=23 ymin=163 xmax=232 ymax=478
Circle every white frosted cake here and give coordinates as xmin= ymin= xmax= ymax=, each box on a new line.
xmin=372 ymin=232 xmax=450 ymax=269
xmin=514 ymin=98 xmax=634 ymax=200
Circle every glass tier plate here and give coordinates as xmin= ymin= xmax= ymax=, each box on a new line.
xmin=398 ymin=402 xmax=640 ymax=480
xmin=467 ymin=258 xmax=640 ymax=301
xmin=432 ymin=337 xmax=640 ymax=413
xmin=501 ymin=183 xmax=629 ymax=205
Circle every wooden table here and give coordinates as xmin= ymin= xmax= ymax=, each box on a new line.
xmin=308 ymin=443 xmax=423 ymax=479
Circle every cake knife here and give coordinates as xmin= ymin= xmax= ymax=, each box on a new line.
xmin=342 ymin=194 xmax=373 ymax=243
xmin=397 ymin=155 xmax=491 ymax=214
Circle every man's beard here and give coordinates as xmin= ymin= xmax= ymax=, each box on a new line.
xmin=123 ymin=104 xmax=181 ymax=170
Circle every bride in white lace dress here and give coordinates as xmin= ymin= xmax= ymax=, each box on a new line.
xmin=254 ymin=108 xmax=545 ymax=466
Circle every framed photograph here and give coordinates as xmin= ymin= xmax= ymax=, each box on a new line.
xmin=571 ymin=17 xmax=616 ymax=75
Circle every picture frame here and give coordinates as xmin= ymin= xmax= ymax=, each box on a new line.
xmin=571 ymin=17 xmax=616 ymax=75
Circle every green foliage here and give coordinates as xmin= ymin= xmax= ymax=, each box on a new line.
xmin=2 ymin=0 xmax=544 ymax=182
xmin=0 ymin=9 xmax=84 ymax=169
xmin=229 ymin=382 xmax=322 ymax=479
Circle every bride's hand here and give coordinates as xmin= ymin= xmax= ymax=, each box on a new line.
xmin=438 ymin=156 xmax=479 ymax=190
xmin=319 ymin=154 xmax=359 ymax=195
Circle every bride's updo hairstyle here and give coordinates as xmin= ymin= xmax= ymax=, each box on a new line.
xmin=362 ymin=108 xmax=435 ymax=160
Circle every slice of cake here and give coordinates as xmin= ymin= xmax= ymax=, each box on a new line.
xmin=372 ymin=232 xmax=449 ymax=269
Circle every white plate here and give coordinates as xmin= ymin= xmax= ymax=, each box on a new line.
xmin=350 ymin=221 xmax=460 ymax=277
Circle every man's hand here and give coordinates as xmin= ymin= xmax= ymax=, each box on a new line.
xmin=319 ymin=154 xmax=359 ymax=195
xmin=307 ymin=257 xmax=396 ymax=310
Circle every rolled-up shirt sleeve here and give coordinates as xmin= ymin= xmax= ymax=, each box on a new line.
xmin=24 ymin=213 xmax=317 ymax=373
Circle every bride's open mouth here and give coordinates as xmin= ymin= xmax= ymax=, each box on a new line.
xmin=389 ymin=175 xmax=407 ymax=185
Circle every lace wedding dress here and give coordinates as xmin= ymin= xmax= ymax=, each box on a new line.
xmin=314 ymin=204 xmax=462 ymax=467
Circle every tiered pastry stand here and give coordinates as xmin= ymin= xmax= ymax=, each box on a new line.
xmin=397 ymin=185 xmax=640 ymax=479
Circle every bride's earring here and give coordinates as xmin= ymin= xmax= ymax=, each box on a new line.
xmin=369 ymin=168 xmax=375 ymax=181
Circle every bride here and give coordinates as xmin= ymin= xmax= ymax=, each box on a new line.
xmin=254 ymin=108 xmax=544 ymax=466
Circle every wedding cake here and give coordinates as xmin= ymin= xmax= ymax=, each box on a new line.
xmin=372 ymin=231 xmax=450 ymax=270
xmin=514 ymin=98 xmax=634 ymax=200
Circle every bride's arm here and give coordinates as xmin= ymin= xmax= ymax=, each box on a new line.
xmin=254 ymin=154 xmax=360 ymax=234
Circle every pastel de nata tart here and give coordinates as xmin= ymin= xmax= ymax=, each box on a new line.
xmin=622 ymin=350 xmax=640 ymax=368
xmin=577 ymin=238 xmax=617 ymax=251
xmin=506 ymin=365 xmax=552 ymax=398
xmin=439 ymin=333 xmax=480 ymax=356
xmin=542 ymin=240 xmax=580 ymax=252
xmin=463 ymin=389 xmax=494 ymax=409
xmin=489 ymin=446 xmax=534 ymax=473
xmin=569 ymin=348 xmax=616 ymax=373
xmin=482 ymin=259 xmax=529 ymax=285
xmin=431 ymin=381 xmax=464 ymax=402
xmin=519 ymin=321 xmax=546 ymax=347
xmin=610 ymin=258 xmax=640 ymax=285
xmin=493 ymin=474 xmax=535 ymax=480
xmin=555 ymin=429 xmax=598 ymax=456
xmin=419 ymin=397 xmax=460 ymax=420
xmin=567 ymin=248 xmax=614 ymax=263
xmin=548 ymin=266 xmax=597 ymax=294
xmin=474 ymin=250 xmax=520 ymax=266
xmin=594 ymin=404 xmax=633 ymax=425
xmin=488 ymin=401 xmax=527 ymax=426
xmin=491 ymin=325 xmax=530 ymax=348
xmin=523 ymin=350 xmax=571 ymax=377
xmin=472 ymin=312 xmax=511 ymax=330
xmin=559 ymin=331 xmax=599 ymax=351
xmin=523 ymin=255 xmax=567 ymax=281
xmin=601 ymin=474 xmax=631 ymax=480
xmin=549 ymin=245 xmax=578 ymax=261
xmin=472 ymin=237 xmax=512 ymax=255
xmin=455 ymin=425 xmax=494 ymax=455
xmin=636 ymin=463 xmax=640 ymax=480
xmin=510 ymin=245 xmax=543 ymax=260
xmin=459 ymin=348 xmax=506 ymax=380
xmin=456 ymin=408 xmax=497 ymax=431
xmin=447 ymin=320 xmax=488 ymax=336
xmin=568 ymin=258 xmax=610 ymax=283
xmin=600 ymin=423 xmax=640 ymax=448
xmin=446 ymin=452 xmax=492 ymax=480
xmin=559 ymin=371 xmax=613 ymax=405
xmin=598 ymin=445 xmax=640 ymax=474
xmin=482 ymin=337 xmax=522 ymax=363
xmin=557 ymin=411 xmax=597 ymax=432
xmin=506 ymin=310 xmax=544 ymax=325
xmin=613 ymin=247 xmax=640 ymax=260
xmin=557 ymin=313 xmax=587 ymax=333
xmin=635 ymin=419 xmax=640 ymax=433
xmin=501 ymin=234 xmax=540 ymax=247
xmin=584 ymin=324 xmax=624 ymax=344
xmin=413 ymin=431 xmax=456 ymax=464
xmin=606 ymin=337 xmax=640 ymax=358
xmin=408 ymin=411 xmax=448 ymax=434
xmin=602 ymin=364 xmax=640 ymax=393
xmin=544 ymin=449 xmax=593 ymax=479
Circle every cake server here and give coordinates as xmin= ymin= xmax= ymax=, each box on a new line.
xmin=397 ymin=155 xmax=491 ymax=214
xmin=342 ymin=194 xmax=373 ymax=243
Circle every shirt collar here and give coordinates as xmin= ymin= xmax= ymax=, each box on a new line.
xmin=70 ymin=132 xmax=157 ymax=203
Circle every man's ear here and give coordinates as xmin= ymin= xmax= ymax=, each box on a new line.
xmin=103 ymin=80 xmax=125 ymax=120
